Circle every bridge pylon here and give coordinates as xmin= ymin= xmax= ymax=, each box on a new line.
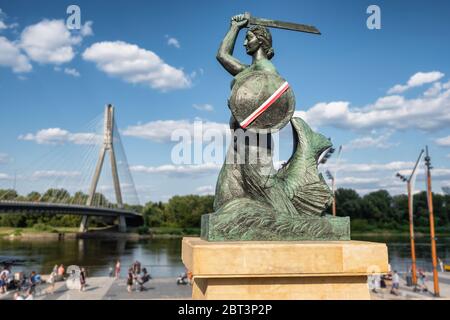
xmin=80 ymin=104 xmax=127 ymax=233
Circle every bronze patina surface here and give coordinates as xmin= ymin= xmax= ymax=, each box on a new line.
xmin=203 ymin=13 xmax=350 ymax=241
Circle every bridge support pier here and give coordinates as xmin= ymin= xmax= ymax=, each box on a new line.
xmin=79 ymin=215 xmax=89 ymax=233
xmin=118 ymin=215 xmax=127 ymax=233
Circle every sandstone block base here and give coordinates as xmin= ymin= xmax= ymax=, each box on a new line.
xmin=182 ymin=237 xmax=388 ymax=300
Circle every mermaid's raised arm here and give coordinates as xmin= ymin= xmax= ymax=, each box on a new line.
xmin=216 ymin=14 xmax=249 ymax=76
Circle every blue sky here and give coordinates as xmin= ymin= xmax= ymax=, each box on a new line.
xmin=1 ymin=0 xmax=450 ymax=204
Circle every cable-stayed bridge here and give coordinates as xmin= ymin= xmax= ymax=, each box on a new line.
xmin=0 ymin=105 xmax=142 ymax=232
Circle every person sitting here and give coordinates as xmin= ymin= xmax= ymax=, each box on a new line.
xmin=57 ymin=264 xmax=65 ymax=281
xmin=417 ymin=269 xmax=428 ymax=292
xmin=136 ymin=268 xmax=151 ymax=291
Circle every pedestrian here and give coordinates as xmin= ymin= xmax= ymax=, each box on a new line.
xmin=136 ymin=268 xmax=151 ymax=292
xmin=115 ymin=260 xmax=121 ymax=280
xmin=80 ymin=267 xmax=86 ymax=292
xmin=57 ymin=264 xmax=65 ymax=281
xmin=28 ymin=271 xmax=37 ymax=294
xmin=108 ymin=266 xmax=114 ymax=277
xmin=46 ymin=269 xmax=57 ymax=295
xmin=438 ymin=258 xmax=444 ymax=273
xmin=127 ymin=268 xmax=133 ymax=293
xmin=418 ymin=269 xmax=428 ymax=292
xmin=390 ymin=270 xmax=400 ymax=295
xmin=0 ymin=266 xmax=9 ymax=294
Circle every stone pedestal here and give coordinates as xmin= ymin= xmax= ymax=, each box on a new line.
xmin=182 ymin=237 xmax=388 ymax=300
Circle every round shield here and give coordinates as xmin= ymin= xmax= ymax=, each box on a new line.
xmin=229 ymin=71 xmax=295 ymax=132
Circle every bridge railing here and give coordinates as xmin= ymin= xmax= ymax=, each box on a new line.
xmin=0 ymin=200 xmax=142 ymax=217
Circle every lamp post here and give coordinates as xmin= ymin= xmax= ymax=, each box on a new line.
xmin=395 ymin=149 xmax=423 ymax=286
xmin=321 ymin=144 xmax=340 ymax=217
xmin=424 ymin=146 xmax=440 ymax=297
xmin=326 ymin=170 xmax=336 ymax=216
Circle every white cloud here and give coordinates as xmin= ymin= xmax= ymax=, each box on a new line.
xmin=64 ymin=67 xmax=80 ymax=77
xmin=398 ymin=168 xmax=450 ymax=181
xmin=436 ymin=135 xmax=450 ymax=147
xmin=32 ymin=170 xmax=81 ymax=179
xmin=0 ymin=36 xmax=32 ymax=73
xmin=82 ymin=41 xmax=191 ymax=91
xmin=20 ymin=19 xmax=92 ymax=65
xmin=130 ymin=163 xmax=221 ymax=177
xmin=167 ymin=37 xmax=180 ymax=48
xmin=0 ymin=173 xmax=12 ymax=180
xmin=345 ymin=131 xmax=395 ymax=150
xmin=80 ymin=21 xmax=93 ymax=37
xmin=18 ymin=128 xmax=100 ymax=145
xmin=424 ymin=82 xmax=444 ymax=97
xmin=195 ymin=185 xmax=215 ymax=195
xmin=122 ymin=119 xmax=228 ymax=143
xmin=336 ymin=177 xmax=381 ymax=186
xmin=193 ymin=104 xmax=214 ymax=112
xmin=388 ymin=71 xmax=444 ymax=94
xmin=325 ymin=161 xmax=415 ymax=174
xmin=0 ymin=9 xmax=16 ymax=31
xmin=296 ymin=72 xmax=450 ymax=132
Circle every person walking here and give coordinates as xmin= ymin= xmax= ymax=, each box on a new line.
xmin=115 ymin=260 xmax=121 ymax=280
xmin=108 ymin=266 xmax=114 ymax=278
xmin=79 ymin=267 xmax=86 ymax=292
xmin=126 ymin=268 xmax=133 ymax=293
xmin=438 ymin=258 xmax=444 ymax=273
xmin=390 ymin=270 xmax=400 ymax=295
xmin=46 ymin=269 xmax=57 ymax=295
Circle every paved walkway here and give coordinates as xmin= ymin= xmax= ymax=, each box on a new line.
xmin=370 ymin=271 xmax=450 ymax=300
xmin=0 ymin=277 xmax=192 ymax=300
xmin=3 ymin=272 xmax=449 ymax=300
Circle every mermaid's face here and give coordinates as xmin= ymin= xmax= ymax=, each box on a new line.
xmin=244 ymin=31 xmax=260 ymax=55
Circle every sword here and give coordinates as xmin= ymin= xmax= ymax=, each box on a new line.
xmin=244 ymin=12 xmax=321 ymax=35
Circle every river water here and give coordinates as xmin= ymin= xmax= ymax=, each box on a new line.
xmin=1 ymin=235 xmax=449 ymax=277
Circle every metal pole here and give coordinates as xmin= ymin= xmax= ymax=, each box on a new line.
xmin=425 ymin=146 xmax=440 ymax=297
xmin=406 ymin=149 xmax=423 ymax=286
xmin=407 ymin=180 xmax=417 ymax=285
xmin=332 ymin=178 xmax=336 ymax=216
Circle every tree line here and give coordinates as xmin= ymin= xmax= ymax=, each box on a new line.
xmin=326 ymin=189 xmax=450 ymax=233
xmin=1 ymin=188 xmax=449 ymax=233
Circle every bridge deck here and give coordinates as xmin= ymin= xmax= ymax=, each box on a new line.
xmin=0 ymin=201 xmax=141 ymax=219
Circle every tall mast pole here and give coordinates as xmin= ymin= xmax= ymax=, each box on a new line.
xmin=407 ymin=149 xmax=423 ymax=285
xmin=331 ymin=177 xmax=336 ymax=216
xmin=425 ymin=146 xmax=440 ymax=297
xmin=396 ymin=149 xmax=423 ymax=286
xmin=406 ymin=180 xmax=417 ymax=285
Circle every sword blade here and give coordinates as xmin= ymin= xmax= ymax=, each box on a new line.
xmin=248 ymin=16 xmax=321 ymax=35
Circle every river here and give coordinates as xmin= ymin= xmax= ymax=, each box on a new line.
xmin=1 ymin=235 xmax=449 ymax=277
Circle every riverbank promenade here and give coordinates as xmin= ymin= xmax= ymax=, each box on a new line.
xmin=371 ymin=271 xmax=450 ymax=300
xmin=1 ymin=272 xmax=449 ymax=300
xmin=0 ymin=277 xmax=192 ymax=300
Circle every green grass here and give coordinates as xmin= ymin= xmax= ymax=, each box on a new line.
xmin=149 ymin=227 xmax=200 ymax=236
xmin=0 ymin=226 xmax=108 ymax=238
